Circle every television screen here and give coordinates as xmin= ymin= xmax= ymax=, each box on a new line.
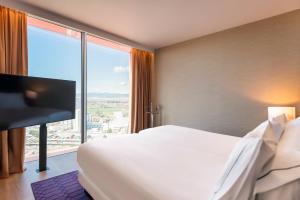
xmin=0 ymin=73 xmax=76 ymax=130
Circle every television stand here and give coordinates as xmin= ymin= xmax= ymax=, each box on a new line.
xmin=38 ymin=123 xmax=48 ymax=172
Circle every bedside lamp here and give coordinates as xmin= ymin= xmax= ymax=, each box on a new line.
xmin=268 ymin=106 xmax=296 ymax=121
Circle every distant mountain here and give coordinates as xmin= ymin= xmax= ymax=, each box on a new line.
xmin=86 ymin=92 xmax=129 ymax=98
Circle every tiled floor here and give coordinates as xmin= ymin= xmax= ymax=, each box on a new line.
xmin=0 ymin=152 xmax=78 ymax=200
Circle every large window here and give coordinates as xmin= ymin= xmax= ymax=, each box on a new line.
xmin=87 ymin=35 xmax=130 ymax=140
xmin=26 ymin=17 xmax=81 ymax=161
xmin=25 ymin=17 xmax=131 ymax=161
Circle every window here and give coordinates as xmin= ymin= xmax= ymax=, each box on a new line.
xmin=26 ymin=17 xmax=81 ymax=161
xmin=25 ymin=17 xmax=132 ymax=161
xmin=87 ymin=35 xmax=130 ymax=140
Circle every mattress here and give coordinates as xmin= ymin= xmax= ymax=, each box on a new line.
xmin=77 ymin=125 xmax=240 ymax=200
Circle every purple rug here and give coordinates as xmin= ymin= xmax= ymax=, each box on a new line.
xmin=31 ymin=171 xmax=92 ymax=200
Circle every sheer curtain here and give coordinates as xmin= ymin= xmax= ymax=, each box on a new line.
xmin=130 ymin=48 xmax=154 ymax=133
xmin=0 ymin=6 xmax=28 ymax=178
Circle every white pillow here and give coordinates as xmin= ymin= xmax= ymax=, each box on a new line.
xmin=269 ymin=114 xmax=287 ymax=142
xmin=255 ymin=117 xmax=300 ymax=194
xmin=211 ymin=121 xmax=279 ymax=200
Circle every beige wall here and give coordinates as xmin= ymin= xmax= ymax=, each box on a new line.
xmin=155 ymin=10 xmax=300 ymax=136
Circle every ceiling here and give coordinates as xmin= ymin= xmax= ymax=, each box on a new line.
xmin=17 ymin=0 xmax=300 ymax=49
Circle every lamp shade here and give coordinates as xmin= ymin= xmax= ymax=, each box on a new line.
xmin=268 ymin=107 xmax=296 ymax=121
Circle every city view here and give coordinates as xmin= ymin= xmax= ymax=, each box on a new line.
xmin=25 ymin=17 xmax=130 ymax=160
xmin=25 ymin=93 xmax=129 ymax=160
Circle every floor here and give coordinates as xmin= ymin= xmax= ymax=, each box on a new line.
xmin=0 ymin=152 xmax=78 ymax=200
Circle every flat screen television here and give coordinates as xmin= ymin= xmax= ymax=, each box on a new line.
xmin=0 ymin=73 xmax=76 ymax=130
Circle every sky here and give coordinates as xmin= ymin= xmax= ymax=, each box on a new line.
xmin=28 ymin=26 xmax=130 ymax=94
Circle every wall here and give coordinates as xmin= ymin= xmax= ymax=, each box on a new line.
xmin=155 ymin=10 xmax=300 ymax=136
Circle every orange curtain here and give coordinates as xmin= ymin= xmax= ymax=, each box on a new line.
xmin=130 ymin=48 xmax=154 ymax=133
xmin=0 ymin=6 xmax=28 ymax=178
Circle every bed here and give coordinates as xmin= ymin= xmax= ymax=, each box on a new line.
xmin=77 ymin=125 xmax=240 ymax=200
xmin=77 ymin=117 xmax=300 ymax=200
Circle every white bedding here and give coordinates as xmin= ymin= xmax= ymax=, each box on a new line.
xmin=77 ymin=125 xmax=240 ymax=200
xmin=256 ymin=179 xmax=300 ymax=200
xmin=255 ymin=117 xmax=300 ymax=194
xmin=212 ymin=120 xmax=283 ymax=200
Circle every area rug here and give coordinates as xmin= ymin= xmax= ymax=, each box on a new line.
xmin=31 ymin=171 xmax=92 ymax=200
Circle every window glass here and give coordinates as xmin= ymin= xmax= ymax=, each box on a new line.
xmin=87 ymin=35 xmax=130 ymax=140
xmin=26 ymin=17 xmax=81 ymax=161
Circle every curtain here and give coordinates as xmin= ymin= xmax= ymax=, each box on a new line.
xmin=130 ymin=48 xmax=154 ymax=133
xmin=0 ymin=6 xmax=28 ymax=178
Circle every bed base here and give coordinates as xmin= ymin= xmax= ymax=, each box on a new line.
xmin=84 ymin=189 xmax=93 ymax=199
xmin=78 ymin=169 xmax=111 ymax=200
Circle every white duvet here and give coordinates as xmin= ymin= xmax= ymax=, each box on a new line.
xmin=77 ymin=125 xmax=240 ymax=200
